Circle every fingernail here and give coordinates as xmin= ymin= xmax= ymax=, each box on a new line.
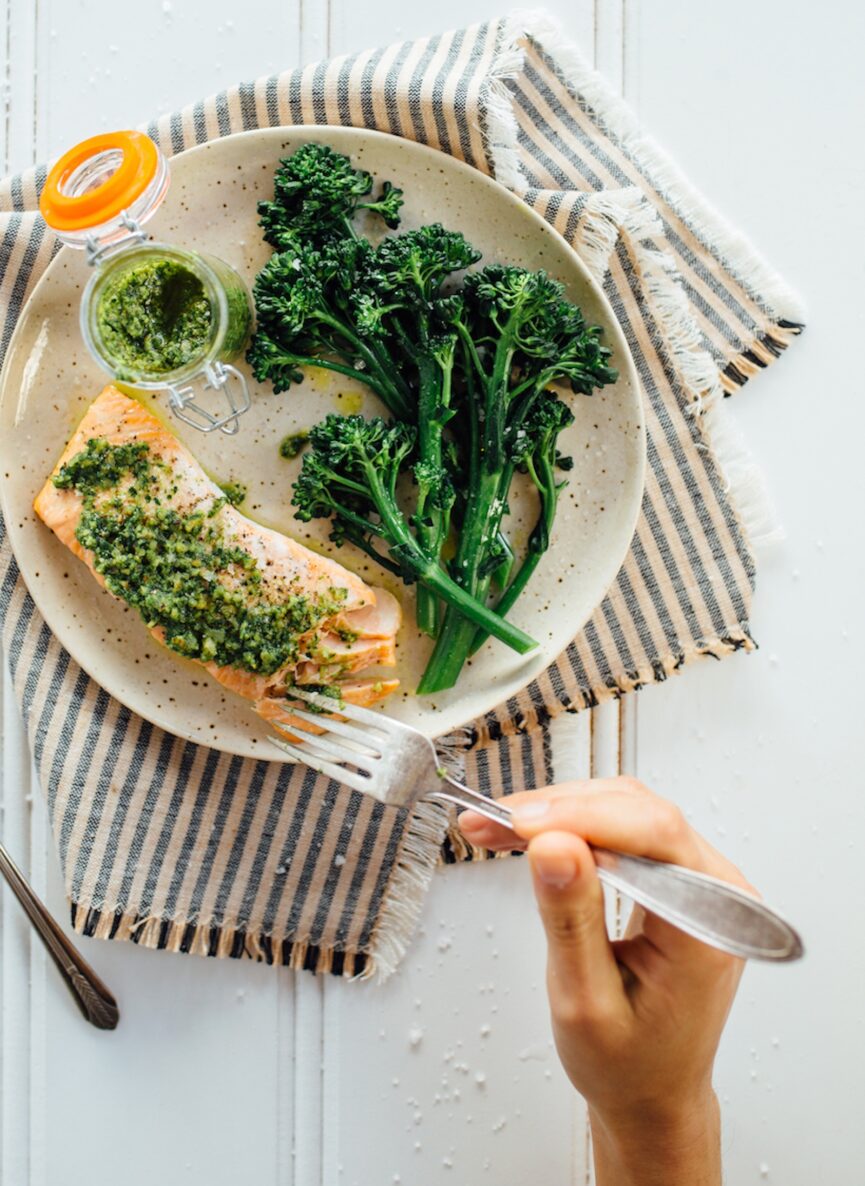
xmin=512 ymin=799 xmax=551 ymax=822
xmin=533 ymin=851 xmax=577 ymax=889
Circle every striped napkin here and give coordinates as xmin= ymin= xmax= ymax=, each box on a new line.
xmin=0 ymin=13 xmax=803 ymax=980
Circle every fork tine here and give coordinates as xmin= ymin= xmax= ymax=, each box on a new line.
xmin=269 ymin=736 xmax=376 ymax=793
xmin=286 ymin=687 xmax=394 ymax=734
xmin=276 ymin=705 xmax=385 ymax=752
xmin=325 ymin=699 xmax=395 ymax=730
xmin=272 ymin=725 xmax=379 ymax=766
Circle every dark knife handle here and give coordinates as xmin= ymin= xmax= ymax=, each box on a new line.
xmin=0 ymin=842 xmax=119 ymax=1029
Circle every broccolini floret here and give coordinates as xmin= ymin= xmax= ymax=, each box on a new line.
xmin=248 ymin=237 xmax=414 ymax=418
xmin=257 ymin=143 xmax=404 ymax=251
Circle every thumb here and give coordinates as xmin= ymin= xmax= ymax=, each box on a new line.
xmin=528 ymin=831 xmax=624 ymax=1018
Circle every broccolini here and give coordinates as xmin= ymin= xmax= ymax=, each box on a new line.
xmin=249 ymin=143 xmax=618 ymax=694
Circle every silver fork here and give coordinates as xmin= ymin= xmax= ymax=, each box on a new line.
xmin=269 ymin=688 xmax=804 ymax=963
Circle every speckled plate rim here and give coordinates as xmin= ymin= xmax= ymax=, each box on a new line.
xmin=0 ymin=126 xmax=645 ymax=755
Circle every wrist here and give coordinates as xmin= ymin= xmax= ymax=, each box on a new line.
xmin=590 ymin=1090 xmax=721 ymax=1186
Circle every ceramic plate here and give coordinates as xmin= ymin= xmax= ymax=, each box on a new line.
xmin=0 ymin=127 xmax=645 ymax=756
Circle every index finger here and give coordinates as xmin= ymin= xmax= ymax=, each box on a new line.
xmin=510 ymin=779 xmax=749 ymax=887
xmin=457 ymin=779 xmax=617 ymax=851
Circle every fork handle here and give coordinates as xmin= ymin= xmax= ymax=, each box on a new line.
xmin=0 ymin=843 xmax=120 ymax=1029
xmin=429 ymin=779 xmax=803 ymax=963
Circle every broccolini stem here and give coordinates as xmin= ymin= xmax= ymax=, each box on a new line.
xmin=418 ymin=314 xmax=525 ymax=693
xmin=359 ymin=452 xmax=536 ymax=656
xmin=483 ymin=312 xmax=519 ymax=474
xmin=263 ymin=348 xmax=377 ymax=393
xmin=429 ymin=348 xmax=456 ymax=626
xmin=314 ymin=311 xmax=413 ymax=419
xmin=417 ymin=597 xmax=488 ymax=694
xmin=414 ymin=355 xmax=443 ymax=636
xmin=492 ymin=530 xmax=515 ymax=590
xmin=419 ymin=564 xmax=536 ymax=656
xmin=419 ymin=470 xmax=517 ymax=691
xmin=335 ymin=523 xmax=406 ymax=577
xmin=320 ymin=498 xmax=381 ymax=540
xmin=413 ymin=345 xmax=456 ymax=637
xmin=469 ymin=452 xmax=562 ymax=654
xmin=472 ymin=552 xmax=539 ymax=647
xmin=417 ymin=467 xmax=503 ymax=694
xmin=454 ymin=320 xmax=488 ymax=388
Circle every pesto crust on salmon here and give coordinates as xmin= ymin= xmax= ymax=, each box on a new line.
xmin=34 ymin=386 xmax=400 ymax=724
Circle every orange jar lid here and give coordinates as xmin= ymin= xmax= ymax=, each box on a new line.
xmin=40 ymin=131 xmax=160 ymax=233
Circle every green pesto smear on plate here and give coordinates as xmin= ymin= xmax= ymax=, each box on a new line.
xmin=53 ymin=436 xmax=347 ymax=676
xmin=218 ymin=479 xmax=247 ymax=507
xmin=95 ymin=258 xmax=213 ymax=376
xmin=279 ymin=430 xmax=310 ymax=460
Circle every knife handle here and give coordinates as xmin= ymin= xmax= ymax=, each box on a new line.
xmin=0 ymin=842 xmax=119 ymax=1029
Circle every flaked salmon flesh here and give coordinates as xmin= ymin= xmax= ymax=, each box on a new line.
xmin=34 ymin=386 xmax=401 ymax=727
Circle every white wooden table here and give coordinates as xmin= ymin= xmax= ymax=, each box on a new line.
xmin=2 ymin=2 xmax=863 ymax=1182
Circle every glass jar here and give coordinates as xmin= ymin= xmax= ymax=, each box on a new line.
xmin=39 ymin=130 xmax=253 ymax=434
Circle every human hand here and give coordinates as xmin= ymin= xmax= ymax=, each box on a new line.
xmin=459 ymin=778 xmax=753 ymax=1186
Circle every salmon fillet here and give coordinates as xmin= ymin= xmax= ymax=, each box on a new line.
xmin=34 ymin=386 xmax=401 ymax=725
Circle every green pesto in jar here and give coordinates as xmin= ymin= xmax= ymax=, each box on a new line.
xmin=52 ymin=436 xmax=347 ymax=676
xmin=95 ymin=258 xmax=213 ymax=377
